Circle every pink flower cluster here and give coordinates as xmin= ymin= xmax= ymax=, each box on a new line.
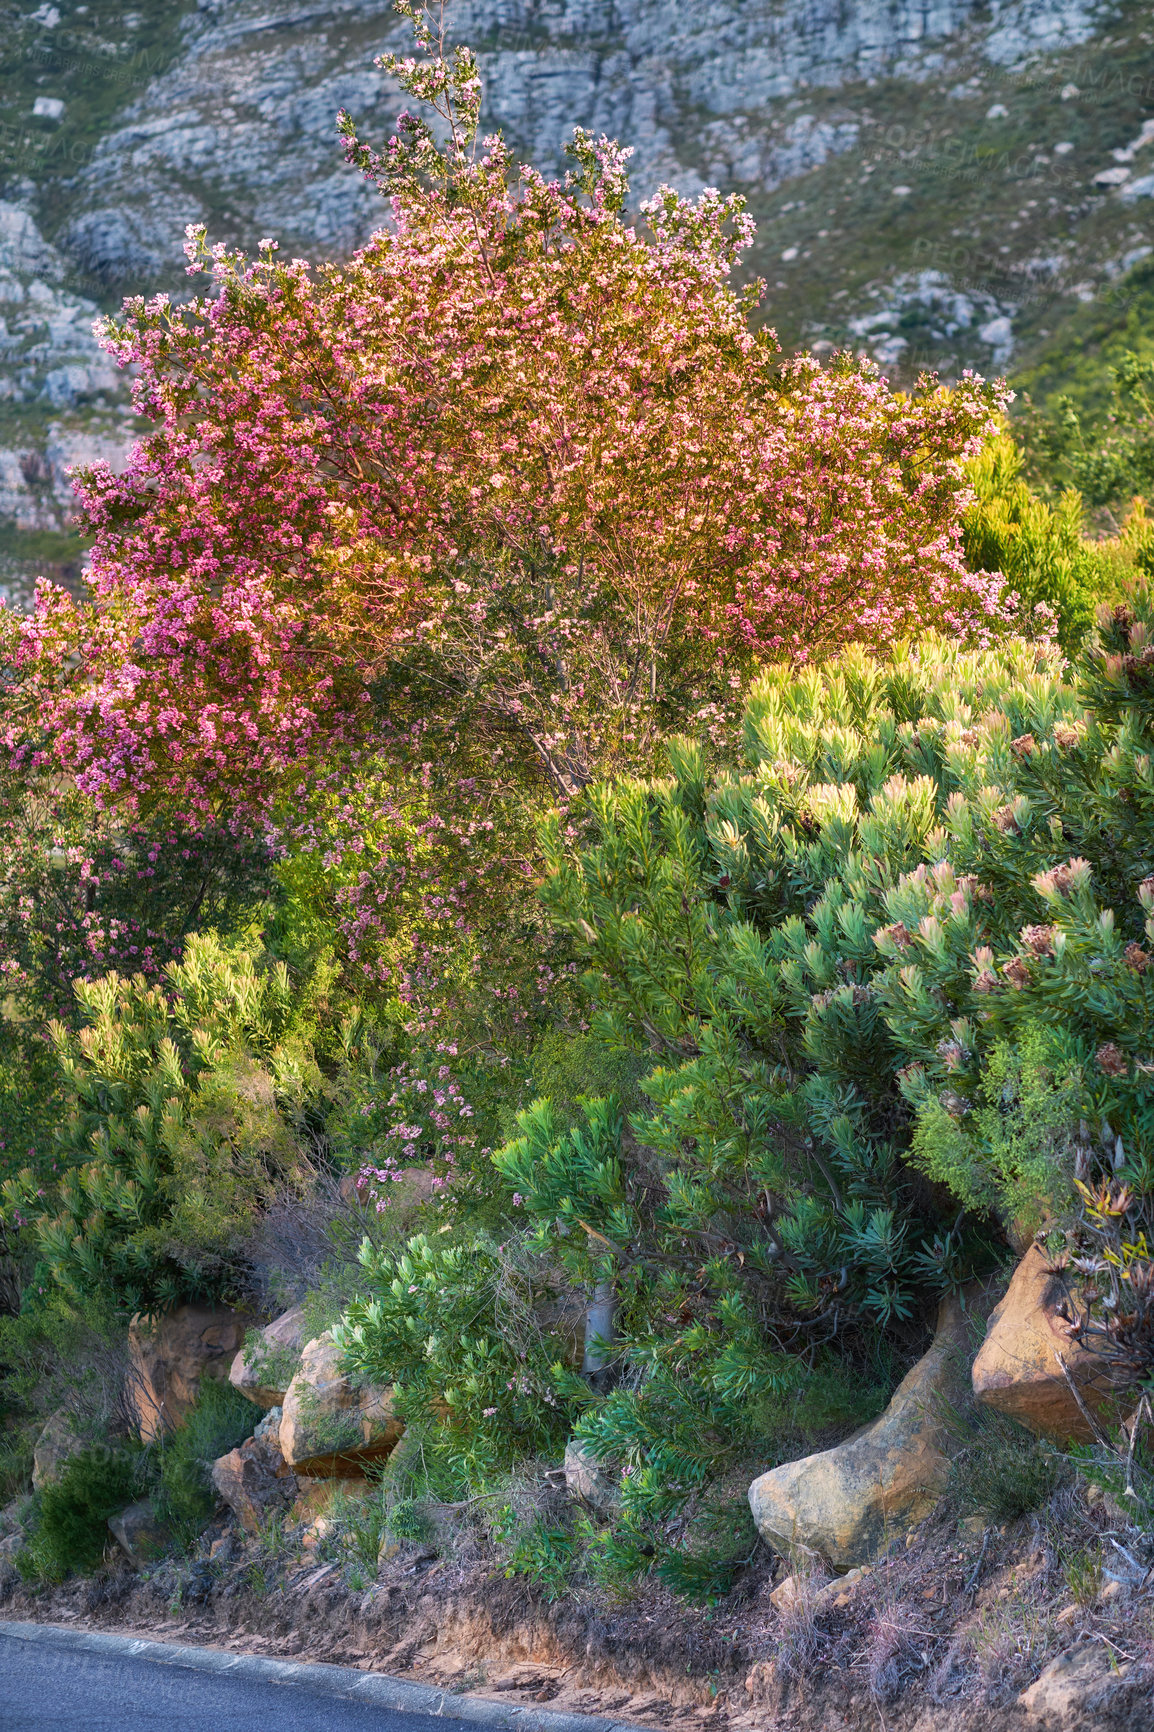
xmin=3 ymin=15 xmax=1011 ymax=842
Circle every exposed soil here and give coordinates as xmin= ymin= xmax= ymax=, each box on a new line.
xmin=3 ymin=1496 xmax=1153 ymax=1731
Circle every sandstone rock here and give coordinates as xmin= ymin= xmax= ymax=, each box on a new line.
xmin=211 ymin=1407 xmax=297 ymax=1535
xmin=279 ymin=1333 xmax=403 ymax=1476
xmin=1017 ymin=1644 xmax=1129 ymax=1723
xmin=0 ymin=1497 xmax=26 ymax=1537
xmin=748 ymin=1295 xmax=971 ymax=1570
xmin=291 ymin=1475 xmax=375 ymax=1524
xmin=229 ymin=1306 xmax=306 ymax=1409
xmin=769 ymin=1572 xmax=809 ymax=1612
xmin=31 ymin=1409 xmax=82 ymax=1491
xmin=770 ymin=1563 xmax=871 ymax=1614
xmin=564 ymin=1438 xmax=623 ymax=1517
xmin=972 ymin=1245 xmax=1126 ymax=1443
xmin=302 ymin=1514 xmax=336 ymax=1553
xmin=108 ymin=1498 xmax=170 ymax=1568
xmin=129 ymin=1304 xmax=249 ymax=1442
xmin=0 ymin=1530 xmax=23 ymax=1578
xmin=821 ymin=1563 xmax=873 ymax=1608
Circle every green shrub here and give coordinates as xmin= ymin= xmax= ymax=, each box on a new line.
xmin=337 ymin=1232 xmax=578 ymax=1487
xmin=2 ymin=933 xmax=322 ymax=1314
xmin=155 ymin=1378 xmax=257 ymax=1538
xmin=375 ymin=1423 xmax=467 ymax=1546
xmin=345 ymin=601 xmax=1154 ymax=1600
xmin=962 ymin=433 xmax=1117 ymax=652
xmin=949 ymin=1406 xmax=1066 ymax=1524
xmin=1021 ymin=334 xmax=1154 ymax=510
xmin=20 ymin=1444 xmax=146 ymax=1582
xmin=506 ymin=1519 xmax=581 ymax=1601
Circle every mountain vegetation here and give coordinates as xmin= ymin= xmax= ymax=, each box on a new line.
xmin=0 ymin=7 xmax=1152 ymax=1717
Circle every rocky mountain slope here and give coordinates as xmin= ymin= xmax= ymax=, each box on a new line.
xmin=2 ymin=0 xmax=1153 ymax=601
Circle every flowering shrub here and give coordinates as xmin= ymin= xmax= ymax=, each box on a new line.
xmin=0 ymin=767 xmax=272 ymax=1025
xmin=330 ymin=601 xmax=1154 ymax=1599
xmin=3 ymin=6 xmax=1008 ymax=827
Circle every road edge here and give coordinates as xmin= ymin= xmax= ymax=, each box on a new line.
xmin=0 ymin=1619 xmax=639 ymax=1731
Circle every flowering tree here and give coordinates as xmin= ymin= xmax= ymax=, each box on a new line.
xmin=4 ymin=1 xmax=1007 ymax=822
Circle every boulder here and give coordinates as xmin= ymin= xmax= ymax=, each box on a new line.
xmin=748 ymin=1294 xmax=971 ymax=1571
xmin=564 ymin=1438 xmax=623 ymax=1517
xmin=292 ymin=1475 xmax=376 ymax=1524
xmin=211 ymin=1406 xmax=297 ymax=1534
xmin=129 ymin=1304 xmax=248 ymax=1442
xmin=0 ymin=1529 xmax=22 ymax=1583
xmin=31 ymin=1409 xmax=82 ymax=1491
xmin=279 ymin=1333 xmax=403 ymax=1477
xmin=229 ymin=1306 xmax=306 ymax=1409
xmin=108 ymin=1498 xmax=171 ymax=1568
xmin=770 ymin=1567 xmax=872 ymax=1613
xmin=972 ymin=1245 xmax=1126 ymax=1443
xmin=1017 ymin=1644 xmax=1133 ymax=1723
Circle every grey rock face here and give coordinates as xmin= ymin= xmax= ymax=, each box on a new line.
xmin=53 ymin=0 xmax=1108 ymax=284
xmin=0 ymin=201 xmax=133 ymax=549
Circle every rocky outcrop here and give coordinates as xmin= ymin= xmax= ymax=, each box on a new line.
xmin=972 ymin=1245 xmax=1126 ymax=1444
xmin=31 ymin=1410 xmax=82 ymax=1492
xmin=748 ymin=1294 xmax=972 ymax=1570
xmin=108 ymin=1499 xmax=171 ymax=1568
xmin=279 ymin=1332 xmax=403 ymax=1477
xmin=229 ymin=1307 xmax=307 ymax=1409
xmin=128 ymin=1305 xmax=249 ymax=1443
xmin=211 ymin=1407 xmax=297 ymax=1534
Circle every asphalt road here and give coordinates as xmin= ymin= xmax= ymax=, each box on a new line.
xmin=0 ymin=1628 xmax=482 ymax=1731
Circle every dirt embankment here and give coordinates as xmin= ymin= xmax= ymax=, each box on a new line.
xmin=2 ymin=1498 xmax=1153 ymax=1732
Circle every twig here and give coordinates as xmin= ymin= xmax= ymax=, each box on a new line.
xmin=964 ymin=1529 xmax=989 ymax=1597
xmin=1124 ymin=1391 xmax=1151 ymax=1501
xmin=1094 ymin=1632 xmax=1136 ymax=1664
xmin=1108 ymin=1537 xmax=1143 ymax=1576
xmin=576 ymin=1219 xmax=622 ymax=1255
xmin=1056 ymin=1352 xmax=1114 ymax=1451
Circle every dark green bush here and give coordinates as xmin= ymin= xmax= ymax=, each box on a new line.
xmin=20 ymin=1444 xmax=145 ymax=1582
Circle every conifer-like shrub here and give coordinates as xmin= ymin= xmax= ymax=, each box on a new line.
xmin=542 ymin=605 xmax=1154 ymax=1307
xmin=333 ymin=605 xmax=1154 ymax=1594
xmin=2 ymin=933 xmax=320 ymax=1315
